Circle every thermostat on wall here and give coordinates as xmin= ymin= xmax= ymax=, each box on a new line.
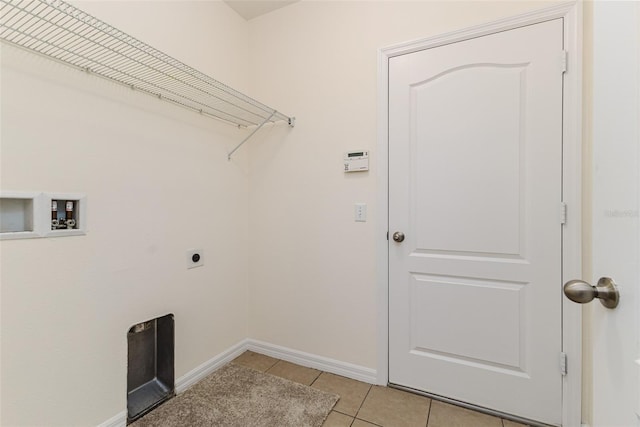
xmin=344 ymin=151 xmax=369 ymax=172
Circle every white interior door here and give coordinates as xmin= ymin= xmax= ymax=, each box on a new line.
xmin=590 ymin=2 xmax=640 ymax=426
xmin=388 ymin=19 xmax=565 ymax=425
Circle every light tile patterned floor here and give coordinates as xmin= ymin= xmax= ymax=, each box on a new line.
xmin=232 ymin=351 xmax=531 ymax=427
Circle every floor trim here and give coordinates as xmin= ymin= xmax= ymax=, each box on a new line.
xmin=98 ymin=339 xmax=250 ymax=427
xmin=246 ymin=339 xmax=377 ymax=384
xmin=175 ymin=339 xmax=249 ymax=394
xmin=99 ymin=339 xmax=376 ymax=426
xmin=97 ymin=410 xmax=127 ymax=427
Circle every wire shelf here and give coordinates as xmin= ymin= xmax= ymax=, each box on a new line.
xmin=0 ymin=0 xmax=293 ymax=128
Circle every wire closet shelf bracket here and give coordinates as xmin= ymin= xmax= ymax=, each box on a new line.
xmin=0 ymin=0 xmax=295 ymax=159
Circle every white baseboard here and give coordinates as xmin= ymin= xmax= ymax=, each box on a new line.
xmin=98 ymin=339 xmax=249 ymax=427
xmin=97 ymin=410 xmax=127 ymax=427
xmin=99 ymin=338 xmax=376 ymax=426
xmin=246 ymin=339 xmax=377 ymax=384
xmin=175 ymin=339 xmax=249 ymax=393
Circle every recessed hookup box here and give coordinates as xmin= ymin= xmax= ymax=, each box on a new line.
xmin=127 ymin=314 xmax=174 ymax=424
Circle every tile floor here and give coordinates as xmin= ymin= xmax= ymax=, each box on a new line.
xmin=231 ymin=351 xmax=530 ymax=427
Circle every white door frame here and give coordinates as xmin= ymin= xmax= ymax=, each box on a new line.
xmin=376 ymin=2 xmax=583 ymax=425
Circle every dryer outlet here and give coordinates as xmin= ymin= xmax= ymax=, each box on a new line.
xmin=186 ymin=249 xmax=204 ymax=269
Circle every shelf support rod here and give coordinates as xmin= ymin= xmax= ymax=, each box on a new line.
xmin=228 ymin=111 xmax=277 ymax=160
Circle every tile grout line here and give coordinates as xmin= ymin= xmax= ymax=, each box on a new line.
xmin=309 ymin=371 xmax=322 ymax=388
xmin=263 ymin=357 xmax=351 ymax=427
xmin=308 ymin=369 xmax=323 ymax=387
xmin=351 ymin=414 xmax=384 ymax=427
xmin=312 ymin=371 xmax=352 ymax=427
xmin=269 ymin=358 xmax=325 ymax=387
xmin=425 ymin=397 xmax=432 ymax=427
xmin=261 ymin=358 xmax=349 ymax=427
xmin=334 ymin=409 xmax=356 ymax=417
xmin=239 ymin=353 xmax=519 ymax=427
xmin=265 ymin=357 xmax=279 ymax=372
xmin=309 ymin=370 xmax=322 ymax=387
xmin=265 ymin=359 xmax=281 ymax=374
xmin=352 ymin=384 xmax=374 ymax=423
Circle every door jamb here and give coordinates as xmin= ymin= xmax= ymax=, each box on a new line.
xmin=376 ymin=2 xmax=583 ymax=425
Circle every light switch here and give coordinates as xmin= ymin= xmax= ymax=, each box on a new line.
xmin=355 ymin=203 xmax=367 ymax=222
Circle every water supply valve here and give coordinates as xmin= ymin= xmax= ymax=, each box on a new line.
xmin=50 ymin=199 xmax=80 ymax=230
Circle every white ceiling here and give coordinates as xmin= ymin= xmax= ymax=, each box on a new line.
xmin=224 ymin=1 xmax=300 ymax=21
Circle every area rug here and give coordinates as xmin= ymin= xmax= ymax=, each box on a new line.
xmin=131 ymin=363 xmax=339 ymax=427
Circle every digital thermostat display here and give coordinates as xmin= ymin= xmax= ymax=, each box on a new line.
xmin=344 ymin=151 xmax=369 ymax=172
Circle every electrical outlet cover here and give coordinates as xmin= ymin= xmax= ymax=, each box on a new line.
xmin=186 ymin=249 xmax=204 ymax=269
xmin=355 ymin=203 xmax=367 ymax=222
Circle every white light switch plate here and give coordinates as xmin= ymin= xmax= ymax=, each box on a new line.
xmin=355 ymin=203 xmax=367 ymax=222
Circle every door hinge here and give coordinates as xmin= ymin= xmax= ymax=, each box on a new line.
xmin=560 ymin=352 xmax=568 ymax=376
xmin=560 ymin=202 xmax=567 ymax=225
xmin=561 ymin=50 xmax=568 ymax=73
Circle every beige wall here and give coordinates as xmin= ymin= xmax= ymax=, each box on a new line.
xmin=1 ymin=1 xmax=597 ymax=425
xmin=0 ymin=1 xmax=251 ymax=425
xmin=246 ymin=0 xmax=562 ymax=368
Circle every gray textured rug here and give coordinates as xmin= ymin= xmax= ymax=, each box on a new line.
xmin=131 ymin=363 xmax=339 ymax=427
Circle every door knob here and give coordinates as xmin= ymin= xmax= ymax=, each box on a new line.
xmin=563 ymin=277 xmax=620 ymax=309
xmin=392 ymin=231 xmax=405 ymax=242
